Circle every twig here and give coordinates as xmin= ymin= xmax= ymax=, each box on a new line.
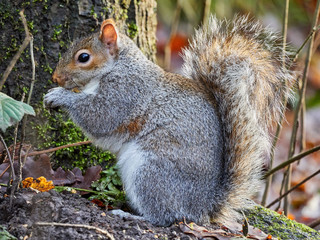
xmin=2 ymin=141 xmax=92 ymax=162
xmin=299 ymin=99 xmax=306 ymax=154
xmin=0 ymin=134 xmax=15 ymax=181
xmin=9 ymin=10 xmax=33 ymax=209
xmin=1 ymin=141 xmax=91 ymax=179
xmin=164 ymin=0 xmax=182 ymax=70
xmin=264 ymin=145 xmax=320 ymax=178
xmin=275 ymin=170 xmax=287 ymax=211
xmin=308 ymin=218 xmax=320 ymax=229
xmin=34 ymin=222 xmax=115 ymax=240
xmin=54 ymin=186 xmax=119 ymax=196
xmin=15 ymin=31 xmax=36 ymax=191
xmin=12 ymin=123 xmax=20 ymax=168
xmin=283 ymin=0 xmax=320 ymax=215
xmin=0 ymin=10 xmax=31 ymax=91
xmin=282 ymin=0 xmax=293 ymax=215
xmin=22 ymin=140 xmax=92 ymax=159
xmin=267 ymin=168 xmax=320 ymax=208
xmin=202 ymin=0 xmax=212 ymax=25
xmin=27 ymin=35 xmax=35 ymax=105
xmin=0 ymin=144 xmax=31 ymax=180
xmin=292 ymin=25 xmax=320 ymax=63
xmin=261 ymin=0 xmax=290 ymax=206
xmin=283 ymin=119 xmax=298 ymax=215
xmin=11 ymin=94 xmax=26 ymax=169
xmin=0 ymin=164 xmax=10 ymax=179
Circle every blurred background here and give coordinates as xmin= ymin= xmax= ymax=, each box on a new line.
xmin=156 ymin=0 xmax=320 ymax=228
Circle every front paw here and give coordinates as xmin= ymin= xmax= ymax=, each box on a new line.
xmin=44 ymin=87 xmax=67 ymax=109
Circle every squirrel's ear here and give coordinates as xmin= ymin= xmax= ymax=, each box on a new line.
xmin=99 ymin=19 xmax=118 ymax=55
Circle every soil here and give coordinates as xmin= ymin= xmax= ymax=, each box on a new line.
xmin=0 ymin=189 xmax=199 ymax=240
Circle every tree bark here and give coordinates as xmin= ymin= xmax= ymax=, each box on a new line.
xmin=0 ymin=0 xmax=157 ymax=144
xmin=0 ymin=0 xmax=157 ymax=102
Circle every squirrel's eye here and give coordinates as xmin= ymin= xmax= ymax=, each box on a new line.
xmin=78 ymin=53 xmax=90 ymax=63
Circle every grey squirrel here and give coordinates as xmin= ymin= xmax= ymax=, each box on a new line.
xmin=44 ymin=16 xmax=295 ymax=226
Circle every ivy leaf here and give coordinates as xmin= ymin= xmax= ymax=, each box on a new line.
xmin=0 ymin=92 xmax=35 ymax=132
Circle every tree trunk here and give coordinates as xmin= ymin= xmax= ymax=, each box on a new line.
xmin=0 ymin=0 xmax=157 ymax=143
xmin=0 ymin=0 xmax=157 ymax=101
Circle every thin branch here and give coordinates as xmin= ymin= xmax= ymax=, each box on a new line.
xmin=164 ymin=0 xmax=182 ymax=70
xmin=275 ymin=170 xmax=287 ymax=211
xmin=2 ymin=141 xmax=92 ymax=163
xmin=9 ymin=10 xmax=34 ymax=209
xmin=264 ymin=145 xmax=320 ymax=178
xmin=1 ymin=141 xmax=92 ymax=179
xmin=11 ymin=94 xmax=25 ymax=171
xmin=267 ymin=168 xmax=320 ymax=208
xmin=0 ymin=134 xmax=15 ymax=181
xmin=24 ymin=141 xmax=92 ymax=158
xmin=283 ymin=0 xmax=320 ymax=216
xmin=261 ymin=0 xmax=290 ymax=206
xmin=2 ymin=141 xmax=92 ymax=162
xmin=27 ymin=36 xmax=36 ymax=105
xmin=35 ymin=222 xmax=115 ymax=240
xmin=14 ymin=34 xmax=36 ymax=193
xmin=0 ymin=164 xmax=10 ymax=179
xmin=308 ymin=218 xmax=320 ymax=229
xmin=299 ymin=99 xmax=306 ymax=154
xmin=0 ymin=10 xmax=31 ymax=91
xmin=202 ymin=0 xmax=212 ymax=25
xmin=292 ymin=25 xmax=320 ymax=63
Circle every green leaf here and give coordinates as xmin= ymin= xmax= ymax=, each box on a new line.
xmin=0 ymin=92 xmax=35 ymax=132
xmin=0 ymin=225 xmax=17 ymax=240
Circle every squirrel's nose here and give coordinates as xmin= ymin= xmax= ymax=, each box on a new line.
xmin=52 ymin=71 xmax=66 ymax=86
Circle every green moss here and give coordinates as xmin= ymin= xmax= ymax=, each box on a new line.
xmin=127 ymin=22 xmax=138 ymax=39
xmin=27 ymin=20 xmax=34 ymax=30
xmin=59 ymin=40 xmax=67 ymax=48
xmin=246 ymin=205 xmax=320 ymax=239
xmin=121 ymin=0 xmax=130 ymax=9
xmin=33 ymin=105 xmax=115 ymax=171
xmin=119 ymin=8 xmax=128 ymax=20
xmin=42 ymin=63 xmax=53 ymax=74
xmin=52 ymin=24 xmax=63 ymax=42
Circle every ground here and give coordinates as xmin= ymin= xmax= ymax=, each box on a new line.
xmin=1 ymin=188 xmax=319 ymax=239
xmin=0 ymin=189 xmax=197 ymax=240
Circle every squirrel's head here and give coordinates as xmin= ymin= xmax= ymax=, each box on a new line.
xmin=52 ymin=19 xmax=119 ymax=90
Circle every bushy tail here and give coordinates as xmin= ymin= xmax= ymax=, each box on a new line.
xmin=181 ymin=15 xmax=295 ymax=221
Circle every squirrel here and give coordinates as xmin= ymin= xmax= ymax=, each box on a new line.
xmin=44 ymin=16 xmax=295 ymax=226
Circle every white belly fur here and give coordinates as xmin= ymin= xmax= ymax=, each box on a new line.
xmin=93 ymin=135 xmax=145 ymax=212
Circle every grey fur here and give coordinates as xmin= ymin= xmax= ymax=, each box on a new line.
xmin=44 ymin=16 xmax=295 ymax=226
